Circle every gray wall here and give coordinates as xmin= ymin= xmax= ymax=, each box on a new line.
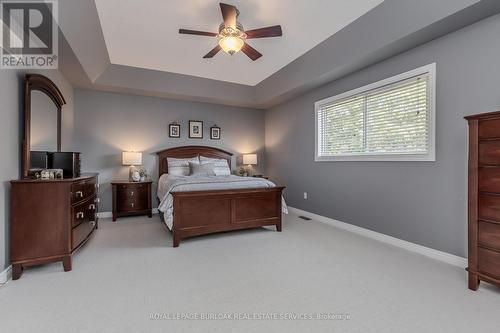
xmin=0 ymin=69 xmax=74 ymax=271
xmin=74 ymin=90 xmax=265 ymax=212
xmin=265 ymin=13 xmax=500 ymax=258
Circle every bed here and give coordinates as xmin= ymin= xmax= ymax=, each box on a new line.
xmin=156 ymin=146 xmax=286 ymax=247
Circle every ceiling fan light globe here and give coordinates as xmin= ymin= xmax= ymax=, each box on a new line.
xmin=218 ymin=36 xmax=244 ymax=54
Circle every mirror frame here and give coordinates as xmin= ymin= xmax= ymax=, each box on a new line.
xmin=22 ymin=74 xmax=66 ymax=178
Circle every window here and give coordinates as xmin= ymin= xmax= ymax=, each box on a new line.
xmin=315 ymin=63 xmax=436 ymax=161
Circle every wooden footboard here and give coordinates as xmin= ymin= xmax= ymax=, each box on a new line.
xmin=171 ymin=186 xmax=285 ymax=247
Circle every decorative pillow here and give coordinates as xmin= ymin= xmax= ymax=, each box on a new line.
xmin=167 ymin=157 xmax=199 ymax=176
xmin=189 ymin=162 xmax=216 ymax=176
xmin=199 ymin=156 xmax=231 ymax=176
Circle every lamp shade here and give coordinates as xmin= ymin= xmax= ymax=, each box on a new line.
xmin=218 ymin=36 xmax=245 ymax=54
xmin=122 ymin=151 xmax=142 ymax=166
xmin=243 ymin=154 xmax=257 ymax=165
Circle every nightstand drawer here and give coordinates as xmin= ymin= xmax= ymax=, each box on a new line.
xmin=117 ymin=185 xmax=147 ymax=201
xmin=117 ymin=197 xmax=147 ymax=211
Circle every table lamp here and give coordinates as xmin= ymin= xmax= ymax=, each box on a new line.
xmin=122 ymin=151 xmax=142 ymax=181
xmin=242 ymin=154 xmax=257 ymax=176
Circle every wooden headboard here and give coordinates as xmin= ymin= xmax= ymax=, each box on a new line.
xmin=156 ymin=146 xmax=233 ymax=176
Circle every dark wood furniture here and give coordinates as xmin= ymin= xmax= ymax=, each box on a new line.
xmin=10 ymin=173 xmax=99 ymax=280
xmin=111 ymin=180 xmax=153 ymax=221
xmin=10 ymin=74 xmax=98 ymax=280
xmin=465 ymin=111 xmax=500 ymax=290
xmin=156 ymin=146 xmax=284 ymax=247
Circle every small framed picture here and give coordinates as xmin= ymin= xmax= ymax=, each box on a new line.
xmin=210 ymin=126 xmax=221 ymax=140
xmin=169 ymin=123 xmax=180 ymax=138
xmin=189 ymin=120 xmax=203 ymax=139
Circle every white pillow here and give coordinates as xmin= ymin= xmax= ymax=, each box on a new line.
xmin=199 ymin=156 xmax=231 ymax=176
xmin=189 ymin=162 xmax=216 ymax=176
xmin=167 ymin=157 xmax=199 ymax=176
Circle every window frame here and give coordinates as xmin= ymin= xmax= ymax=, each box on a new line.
xmin=314 ymin=63 xmax=436 ymax=162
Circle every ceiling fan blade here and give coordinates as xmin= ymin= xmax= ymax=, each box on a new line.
xmin=220 ymin=3 xmax=237 ymax=29
xmin=245 ymin=25 xmax=283 ymax=39
xmin=203 ymin=45 xmax=222 ymax=58
xmin=179 ymin=29 xmax=218 ymax=37
xmin=241 ymin=43 xmax=262 ymax=61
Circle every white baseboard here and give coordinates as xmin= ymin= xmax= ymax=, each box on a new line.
xmin=97 ymin=212 xmax=112 ymax=218
xmin=288 ymin=207 xmax=467 ymax=268
xmin=97 ymin=208 xmax=159 ymax=219
xmin=0 ymin=265 xmax=12 ymax=284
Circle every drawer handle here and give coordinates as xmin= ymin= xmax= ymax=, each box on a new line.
xmin=130 ymin=191 xmax=134 ymax=196
xmin=76 ymin=191 xmax=84 ymax=198
xmin=131 ymin=203 xmax=134 ymax=208
xmin=89 ymin=204 xmax=96 ymax=210
xmin=76 ymin=212 xmax=84 ymax=219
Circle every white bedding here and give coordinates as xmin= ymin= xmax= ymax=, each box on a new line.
xmin=157 ymin=174 xmax=288 ymax=229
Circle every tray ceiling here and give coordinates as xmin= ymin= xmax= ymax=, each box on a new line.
xmin=94 ymin=0 xmax=383 ymax=86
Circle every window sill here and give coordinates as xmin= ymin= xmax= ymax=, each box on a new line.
xmin=315 ymin=154 xmax=436 ymax=162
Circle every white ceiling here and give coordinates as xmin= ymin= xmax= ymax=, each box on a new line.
xmin=94 ymin=0 xmax=383 ymax=86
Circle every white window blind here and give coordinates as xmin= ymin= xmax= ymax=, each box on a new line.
xmin=315 ymin=64 xmax=435 ymax=161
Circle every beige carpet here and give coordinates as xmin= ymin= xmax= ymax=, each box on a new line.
xmin=1 ymin=213 xmax=500 ymax=332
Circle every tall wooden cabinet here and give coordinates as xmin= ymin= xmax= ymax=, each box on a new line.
xmin=465 ymin=111 xmax=500 ymax=290
xmin=10 ymin=173 xmax=99 ymax=280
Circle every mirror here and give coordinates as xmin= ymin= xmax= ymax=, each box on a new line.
xmin=30 ymin=90 xmax=59 ymax=151
xmin=22 ymin=74 xmax=66 ymax=178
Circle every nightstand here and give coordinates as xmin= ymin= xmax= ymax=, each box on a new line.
xmin=111 ymin=180 xmax=152 ymax=221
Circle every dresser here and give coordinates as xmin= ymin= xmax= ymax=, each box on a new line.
xmin=465 ymin=111 xmax=500 ymax=290
xmin=111 ymin=180 xmax=152 ymax=221
xmin=10 ymin=173 xmax=99 ymax=280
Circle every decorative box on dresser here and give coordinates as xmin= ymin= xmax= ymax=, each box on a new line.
xmin=112 ymin=180 xmax=152 ymax=221
xmin=465 ymin=111 xmax=500 ymax=290
xmin=10 ymin=173 xmax=99 ymax=280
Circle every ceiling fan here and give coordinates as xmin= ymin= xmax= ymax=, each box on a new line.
xmin=179 ymin=2 xmax=283 ymax=61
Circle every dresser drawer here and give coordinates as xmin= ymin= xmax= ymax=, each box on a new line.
xmin=479 ymin=167 xmax=500 ymax=193
xmin=71 ymin=196 xmax=96 ymax=228
xmin=478 ymin=247 xmax=500 ymax=278
xmin=478 ymin=221 xmax=500 ymax=251
xmin=478 ymin=194 xmax=500 ymax=222
xmin=479 ymin=141 xmax=500 ymax=165
xmin=71 ymin=177 xmax=97 ymax=203
xmin=479 ymin=119 xmax=500 ymax=139
xmin=72 ymin=217 xmax=96 ymax=250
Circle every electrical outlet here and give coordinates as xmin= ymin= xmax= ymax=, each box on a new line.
xmin=303 ymin=192 xmax=308 ymax=199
